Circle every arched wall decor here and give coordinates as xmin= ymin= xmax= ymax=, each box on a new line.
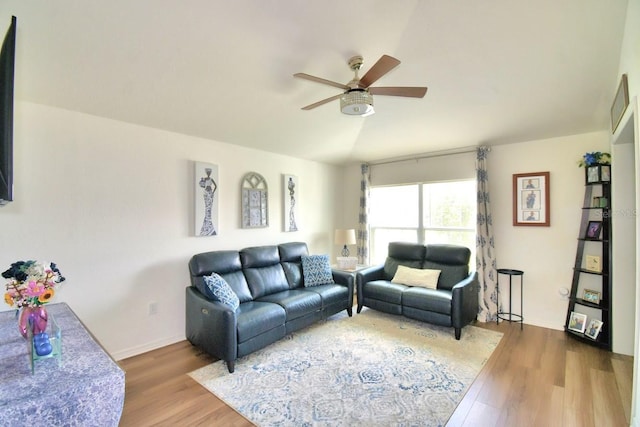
xmin=241 ymin=172 xmax=268 ymax=228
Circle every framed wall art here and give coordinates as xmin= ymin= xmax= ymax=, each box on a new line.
xmin=194 ymin=161 xmax=219 ymax=237
xmin=610 ymin=73 xmax=629 ymax=133
xmin=241 ymin=172 xmax=268 ymax=228
xmin=513 ymin=172 xmax=550 ymax=226
xmin=283 ymin=174 xmax=298 ymax=232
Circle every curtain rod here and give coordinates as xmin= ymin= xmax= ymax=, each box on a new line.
xmin=368 ymin=145 xmax=486 ymax=166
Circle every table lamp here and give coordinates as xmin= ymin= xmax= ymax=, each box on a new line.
xmin=334 ymin=229 xmax=356 ymax=257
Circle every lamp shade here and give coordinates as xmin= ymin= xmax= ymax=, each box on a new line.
xmin=334 ymin=229 xmax=356 ymax=246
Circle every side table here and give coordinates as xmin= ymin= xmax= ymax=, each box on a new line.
xmin=0 ymin=303 xmax=125 ymax=426
xmin=496 ymin=268 xmax=524 ymax=330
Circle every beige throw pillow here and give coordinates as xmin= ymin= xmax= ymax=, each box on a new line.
xmin=391 ymin=265 xmax=441 ymax=289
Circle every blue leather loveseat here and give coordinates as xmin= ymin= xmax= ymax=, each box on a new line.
xmin=186 ymin=242 xmax=354 ymax=373
xmin=356 ymin=242 xmax=479 ymax=340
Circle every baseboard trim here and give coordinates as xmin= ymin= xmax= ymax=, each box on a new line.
xmin=112 ymin=334 xmax=184 ymax=361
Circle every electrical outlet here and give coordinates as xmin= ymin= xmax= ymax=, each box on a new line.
xmin=148 ymin=301 xmax=158 ymax=315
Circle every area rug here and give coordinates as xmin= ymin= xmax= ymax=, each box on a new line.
xmin=189 ymin=309 xmax=502 ymax=426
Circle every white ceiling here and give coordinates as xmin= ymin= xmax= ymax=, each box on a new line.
xmin=1 ymin=1 xmax=630 ymax=165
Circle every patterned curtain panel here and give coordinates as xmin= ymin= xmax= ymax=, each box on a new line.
xmin=357 ymin=163 xmax=370 ymax=265
xmin=476 ymin=147 xmax=499 ymax=322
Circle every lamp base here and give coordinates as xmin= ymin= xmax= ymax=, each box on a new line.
xmin=341 ymin=245 xmax=350 ymax=257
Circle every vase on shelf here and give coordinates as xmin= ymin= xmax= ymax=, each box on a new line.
xmin=18 ymin=305 xmax=48 ymax=338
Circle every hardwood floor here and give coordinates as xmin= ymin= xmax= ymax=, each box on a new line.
xmin=118 ymin=317 xmax=633 ymax=427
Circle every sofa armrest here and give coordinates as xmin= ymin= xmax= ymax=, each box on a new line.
xmin=332 ymin=269 xmax=354 ymax=292
xmin=331 ymin=269 xmax=355 ymax=294
xmin=451 ymin=271 xmax=479 ymax=328
xmin=355 ymin=265 xmax=385 ymax=295
xmin=185 ymin=286 xmax=238 ymax=363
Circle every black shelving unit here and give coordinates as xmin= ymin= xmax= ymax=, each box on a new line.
xmin=564 ymin=168 xmax=612 ymax=350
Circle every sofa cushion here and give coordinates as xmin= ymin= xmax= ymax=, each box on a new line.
xmin=189 ymin=251 xmax=254 ymax=302
xmin=279 ymin=242 xmax=309 ymax=289
xmin=391 ymin=266 xmax=441 ymax=289
xmin=257 ymin=289 xmax=322 ymax=321
xmin=402 ymin=287 xmax=452 ymax=315
xmin=301 ymin=254 xmax=334 ymax=286
xmin=300 ymin=284 xmax=350 ymax=307
xmin=202 ymin=273 xmax=240 ymax=310
xmin=241 ymin=245 xmax=290 ymax=298
xmin=422 ymin=261 xmax=469 ymax=291
xmin=362 ymin=280 xmax=407 ymax=305
xmin=383 ymin=242 xmax=426 ymax=280
xmin=278 ymin=242 xmax=309 ymax=262
xmin=236 ymin=301 xmax=286 ymax=343
xmin=424 ymin=244 xmax=470 ymax=291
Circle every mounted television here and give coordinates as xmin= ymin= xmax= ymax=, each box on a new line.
xmin=0 ymin=16 xmax=16 ymax=206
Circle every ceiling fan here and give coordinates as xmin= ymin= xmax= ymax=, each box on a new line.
xmin=293 ymin=54 xmax=428 ymax=116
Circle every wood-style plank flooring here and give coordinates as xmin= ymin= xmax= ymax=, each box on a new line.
xmin=119 ymin=315 xmax=633 ymax=427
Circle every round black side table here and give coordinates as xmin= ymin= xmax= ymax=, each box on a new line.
xmin=496 ymin=269 xmax=524 ymax=330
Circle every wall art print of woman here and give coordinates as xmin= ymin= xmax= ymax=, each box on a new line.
xmin=195 ymin=162 xmax=219 ymax=236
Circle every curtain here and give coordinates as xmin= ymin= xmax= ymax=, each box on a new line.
xmin=357 ymin=163 xmax=370 ymax=265
xmin=476 ymin=147 xmax=498 ymax=322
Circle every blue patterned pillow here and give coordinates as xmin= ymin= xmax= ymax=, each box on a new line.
xmin=301 ymin=254 xmax=335 ymax=287
xmin=203 ymin=273 xmax=240 ymax=310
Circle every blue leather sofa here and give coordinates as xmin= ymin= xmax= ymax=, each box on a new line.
xmin=186 ymin=242 xmax=354 ymax=373
xmin=356 ymin=242 xmax=479 ymax=339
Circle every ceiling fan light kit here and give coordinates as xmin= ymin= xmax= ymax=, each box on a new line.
xmin=340 ymin=89 xmax=374 ymax=116
xmin=294 ymin=54 xmax=427 ymax=116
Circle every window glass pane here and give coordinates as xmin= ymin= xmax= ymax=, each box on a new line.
xmin=370 ymin=185 xmax=419 ymax=227
xmin=423 ymin=181 xmax=476 ymax=229
xmin=370 ymin=228 xmax=418 ymax=265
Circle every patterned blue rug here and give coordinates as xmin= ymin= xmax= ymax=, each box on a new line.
xmin=189 ymin=308 xmax=502 ymax=426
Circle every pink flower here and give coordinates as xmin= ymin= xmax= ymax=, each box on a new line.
xmin=24 ymin=280 xmax=46 ymax=297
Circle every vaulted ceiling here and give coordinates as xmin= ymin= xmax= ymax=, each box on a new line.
xmin=1 ymin=1 xmax=630 ymax=164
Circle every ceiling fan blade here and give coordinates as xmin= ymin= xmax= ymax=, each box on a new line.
xmin=369 ymin=86 xmax=428 ymax=98
xmin=293 ymin=73 xmax=349 ymax=90
xmin=301 ymin=94 xmax=342 ymax=110
xmin=358 ymin=55 xmax=401 ymax=88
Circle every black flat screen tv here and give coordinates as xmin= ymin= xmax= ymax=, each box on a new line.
xmin=0 ymin=16 xmax=16 ymax=206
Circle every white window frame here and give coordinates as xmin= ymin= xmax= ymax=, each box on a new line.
xmin=369 ymin=180 xmax=476 ymax=264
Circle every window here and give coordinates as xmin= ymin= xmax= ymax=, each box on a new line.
xmin=369 ymin=180 xmax=476 ymax=265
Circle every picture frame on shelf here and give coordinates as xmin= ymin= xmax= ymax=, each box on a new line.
xmin=611 ymin=73 xmax=629 ymax=133
xmin=585 ymin=319 xmax=604 ymax=340
xmin=512 ymin=171 xmax=550 ymax=227
xmin=585 ymin=255 xmax=602 ymax=273
xmin=582 ymin=289 xmax=601 ymax=304
xmin=585 ymin=221 xmax=603 ymax=240
xmin=587 ymin=166 xmax=600 ymax=183
xmin=599 ymin=197 xmax=608 ymax=208
xmin=600 ymin=165 xmax=611 ymax=182
xmin=568 ymin=311 xmax=588 ymax=333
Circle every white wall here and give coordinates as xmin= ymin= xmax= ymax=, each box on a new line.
xmin=615 ymin=0 xmax=640 ymax=423
xmin=489 ymin=132 xmax=611 ymax=331
xmin=0 ymin=102 xmax=341 ymax=360
xmin=342 ymin=132 xmax=616 ymax=333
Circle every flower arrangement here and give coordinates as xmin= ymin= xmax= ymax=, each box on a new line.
xmin=3 ymin=261 xmax=65 ymax=309
xmin=578 ymin=152 xmax=611 ymax=168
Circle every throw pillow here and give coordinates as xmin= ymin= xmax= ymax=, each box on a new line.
xmin=391 ymin=265 xmax=441 ymax=289
xmin=203 ymin=273 xmax=240 ymax=310
xmin=301 ymin=254 xmax=335 ymax=287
